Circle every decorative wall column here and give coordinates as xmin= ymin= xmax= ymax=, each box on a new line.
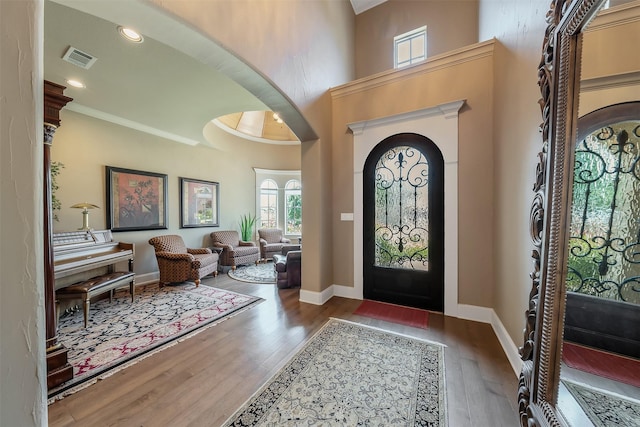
xmin=44 ymin=80 xmax=74 ymax=389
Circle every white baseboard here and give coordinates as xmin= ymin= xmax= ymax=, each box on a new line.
xmin=490 ymin=310 xmax=523 ymax=377
xmin=457 ymin=303 xmax=493 ymax=323
xmin=299 ymin=286 xmax=334 ymax=305
xmin=332 ymin=284 xmax=362 ymax=299
xmin=135 ymin=272 xmax=158 ymax=286
xmin=457 ymin=304 xmax=523 ymax=377
xmin=298 ymin=289 xmax=522 ymax=377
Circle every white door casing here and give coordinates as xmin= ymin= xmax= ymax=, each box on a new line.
xmin=347 ymin=100 xmax=464 ymax=316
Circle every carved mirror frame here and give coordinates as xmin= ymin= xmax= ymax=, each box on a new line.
xmin=518 ymin=0 xmax=607 ymax=425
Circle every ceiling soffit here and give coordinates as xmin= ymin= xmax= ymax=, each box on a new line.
xmin=47 ymin=0 xmax=317 ymax=145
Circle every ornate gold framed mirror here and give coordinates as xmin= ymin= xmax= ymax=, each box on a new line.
xmin=520 ymin=0 xmax=640 ymax=424
xmin=518 ymin=0 xmax=610 ymax=425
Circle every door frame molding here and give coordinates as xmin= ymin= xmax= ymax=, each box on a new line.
xmin=348 ymin=100 xmax=465 ymax=316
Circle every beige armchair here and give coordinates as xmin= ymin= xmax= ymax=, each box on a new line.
xmin=258 ymin=228 xmax=291 ymax=261
xmin=210 ymin=230 xmax=260 ymax=270
xmin=148 ymin=235 xmax=218 ymax=287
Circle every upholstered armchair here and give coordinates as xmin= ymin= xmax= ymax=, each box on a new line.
xmin=148 ymin=235 xmax=218 ymax=287
xmin=273 ymin=250 xmax=301 ymax=289
xmin=258 ymin=228 xmax=291 ymax=261
xmin=210 ymin=230 xmax=260 ymax=270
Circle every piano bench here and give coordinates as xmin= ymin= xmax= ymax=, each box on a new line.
xmin=56 ymin=271 xmax=136 ymax=328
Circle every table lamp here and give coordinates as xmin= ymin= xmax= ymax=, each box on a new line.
xmin=70 ymin=203 xmax=100 ymax=231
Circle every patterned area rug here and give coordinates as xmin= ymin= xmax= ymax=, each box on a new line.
xmin=49 ymin=282 xmax=261 ymax=402
xmin=228 ymin=262 xmax=276 ymax=283
xmin=562 ymin=380 xmax=640 ymax=426
xmin=223 ymin=318 xmax=446 ymax=426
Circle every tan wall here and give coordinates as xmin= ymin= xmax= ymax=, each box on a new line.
xmin=0 ymin=1 xmax=586 ymax=421
xmin=0 ymin=1 xmax=48 ymax=425
xmin=51 ymin=111 xmax=300 ymax=278
xmin=579 ymin=7 xmax=640 ymax=115
xmin=481 ymin=0 xmax=640 ymax=346
xmin=331 ymin=45 xmax=495 ymax=307
xmin=355 ymin=0 xmax=479 ymax=78
xmin=1 ymin=2 xmax=353 ymax=420
xmin=479 ymin=0 xmax=551 ymax=345
xmin=148 ymin=0 xmax=355 ymax=293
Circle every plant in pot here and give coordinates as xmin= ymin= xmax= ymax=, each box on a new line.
xmin=51 ymin=161 xmax=64 ymax=222
xmin=239 ymin=213 xmax=256 ymax=242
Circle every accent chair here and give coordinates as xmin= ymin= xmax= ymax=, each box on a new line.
xmin=273 ymin=250 xmax=301 ymax=289
xmin=210 ymin=230 xmax=260 ymax=270
xmin=148 ymin=235 xmax=218 ymax=287
xmin=258 ymin=228 xmax=291 ymax=261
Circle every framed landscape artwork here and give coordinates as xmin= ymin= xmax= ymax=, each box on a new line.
xmin=180 ymin=177 xmax=220 ymax=228
xmin=106 ymin=166 xmax=168 ymax=232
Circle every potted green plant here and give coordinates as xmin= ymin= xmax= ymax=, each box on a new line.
xmin=51 ymin=161 xmax=64 ymax=222
xmin=239 ymin=213 xmax=256 ymax=242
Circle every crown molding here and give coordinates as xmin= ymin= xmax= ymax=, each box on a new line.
xmin=584 ymin=0 xmax=640 ymax=31
xmin=331 ymin=39 xmax=495 ymax=99
xmin=65 ymin=103 xmax=201 ymax=146
xmin=581 ymin=70 xmax=640 ymax=91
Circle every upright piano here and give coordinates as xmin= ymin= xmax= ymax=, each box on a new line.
xmin=53 ymin=229 xmax=134 ymax=290
xmin=48 ymin=229 xmax=134 ymax=390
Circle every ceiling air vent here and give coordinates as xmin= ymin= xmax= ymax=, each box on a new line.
xmin=62 ymin=46 xmax=97 ymax=69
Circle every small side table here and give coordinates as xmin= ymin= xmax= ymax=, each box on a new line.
xmin=209 ymin=246 xmax=223 ymax=255
xmin=209 ymin=247 xmax=225 ymax=272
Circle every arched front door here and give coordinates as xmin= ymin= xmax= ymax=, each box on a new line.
xmin=363 ymin=133 xmax=444 ymax=311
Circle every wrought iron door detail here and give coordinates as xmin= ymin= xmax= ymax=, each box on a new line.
xmin=568 ymin=120 xmax=640 ymax=304
xmin=374 ymin=145 xmax=429 ymax=271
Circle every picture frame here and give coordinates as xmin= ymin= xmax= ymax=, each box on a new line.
xmin=179 ymin=177 xmax=220 ymax=228
xmin=106 ymin=166 xmax=168 ymax=232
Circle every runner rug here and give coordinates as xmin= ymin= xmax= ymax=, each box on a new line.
xmin=353 ymin=299 xmax=429 ymax=329
xmin=563 ymin=342 xmax=640 ymax=387
xmin=223 ymin=318 xmax=446 ymax=426
xmin=562 ymin=380 xmax=640 ymax=427
xmin=228 ymin=262 xmax=276 ymax=284
xmin=48 ymin=282 xmax=261 ymax=402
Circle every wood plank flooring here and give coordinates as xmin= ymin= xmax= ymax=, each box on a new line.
xmin=48 ymin=274 xmax=520 ymax=426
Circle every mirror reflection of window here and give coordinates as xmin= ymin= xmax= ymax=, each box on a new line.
xmin=568 ymin=116 xmax=640 ymax=304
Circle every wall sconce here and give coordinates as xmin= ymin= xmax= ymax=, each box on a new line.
xmin=70 ymin=203 xmax=100 ymax=231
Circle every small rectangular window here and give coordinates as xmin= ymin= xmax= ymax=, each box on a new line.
xmin=394 ymin=26 xmax=427 ymax=69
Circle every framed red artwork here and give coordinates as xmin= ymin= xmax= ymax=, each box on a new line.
xmin=106 ymin=166 xmax=167 ymax=231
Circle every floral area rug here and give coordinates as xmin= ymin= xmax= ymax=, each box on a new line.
xmin=223 ymin=318 xmax=446 ymax=426
xmin=228 ymin=262 xmax=276 ymax=284
xmin=562 ymin=380 xmax=640 ymax=426
xmin=48 ymin=282 xmax=261 ymax=402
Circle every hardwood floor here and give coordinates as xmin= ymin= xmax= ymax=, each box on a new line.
xmin=48 ymin=274 xmax=520 ymax=426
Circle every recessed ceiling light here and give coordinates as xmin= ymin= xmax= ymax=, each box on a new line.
xmin=66 ymin=79 xmax=85 ymax=88
xmin=118 ymin=26 xmax=144 ymax=43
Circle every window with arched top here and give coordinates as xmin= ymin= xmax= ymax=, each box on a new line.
xmin=285 ymin=179 xmax=302 ymax=235
xmin=259 ymin=179 xmax=278 ymax=228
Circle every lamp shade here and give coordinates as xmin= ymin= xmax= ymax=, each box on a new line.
xmin=70 ymin=203 xmax=100 ymax=210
